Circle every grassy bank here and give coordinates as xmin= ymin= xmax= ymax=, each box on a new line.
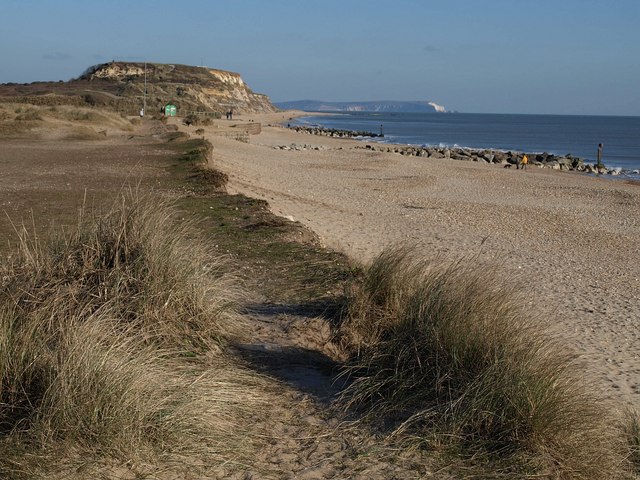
xmin=162 ymin=137 xmax=354 ymax=304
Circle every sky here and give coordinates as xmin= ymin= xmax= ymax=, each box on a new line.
xmin=1 ymin=0 xmax=639 ymax=116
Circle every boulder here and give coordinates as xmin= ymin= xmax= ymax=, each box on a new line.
xmin=546 ymin=160 xmax=561 ymax=170
xmin=557 ymin=157 xmax=572 ymax=167
xmin=493 ymin=151 xmax=508 ymax=163
xmin=570 ymin=157 xmax=585 ymax=169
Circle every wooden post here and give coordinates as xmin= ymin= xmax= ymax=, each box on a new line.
xmin=597 ymin=143 xmax=603 ymax=167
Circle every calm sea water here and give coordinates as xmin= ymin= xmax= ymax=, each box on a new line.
xmin=293 ymin=112 xmax=640 ymax=174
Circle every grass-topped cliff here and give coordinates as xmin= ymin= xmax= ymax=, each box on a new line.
xmin=0 ymin=61 xmax=276 ymax=116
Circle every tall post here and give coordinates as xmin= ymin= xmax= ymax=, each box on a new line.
xmin=143 ymin=61 xmax=147 ymax=117
xmin=597 ymin=143 xmax=603 ymax=168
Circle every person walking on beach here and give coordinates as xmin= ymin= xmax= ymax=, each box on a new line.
xmin=521 ymin=154 xmax=529 ymax=170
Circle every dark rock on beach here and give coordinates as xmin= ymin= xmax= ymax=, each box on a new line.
xmin=347 ymin=142 xmax=614 ymax=176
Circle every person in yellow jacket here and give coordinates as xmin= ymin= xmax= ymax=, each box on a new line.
xmin=521 ymin=154 xmax=529 ymax=170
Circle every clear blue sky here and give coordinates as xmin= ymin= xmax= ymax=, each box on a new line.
xmin=2 ymin=0 xmax=639 ymax=115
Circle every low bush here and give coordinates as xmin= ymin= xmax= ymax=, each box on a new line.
xmin=338 ymin=247 xmax=630 ymax=478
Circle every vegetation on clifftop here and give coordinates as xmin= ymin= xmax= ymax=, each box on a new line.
xmin=0 ymin=61 xmax=276 ymax=116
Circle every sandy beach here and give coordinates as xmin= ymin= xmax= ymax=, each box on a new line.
xmin=176 ymin=113 xmax=640 ymax=408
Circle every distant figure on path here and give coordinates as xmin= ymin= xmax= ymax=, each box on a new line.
xmin=521 ymin=154 xmax=529 ymax=170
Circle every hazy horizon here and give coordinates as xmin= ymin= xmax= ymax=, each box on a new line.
xmin=1 ymin=0 xmax=639 ymax=116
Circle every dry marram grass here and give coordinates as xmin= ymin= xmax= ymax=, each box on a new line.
xmin=338 ymin=247 xmax=632 ymax=478
xmin=0 ymin=192 xmax=265 ymax=477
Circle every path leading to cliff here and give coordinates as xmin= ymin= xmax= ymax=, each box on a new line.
xmin=186 ymin=116 xmax=640 ymax=409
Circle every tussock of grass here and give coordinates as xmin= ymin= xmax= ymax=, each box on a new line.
xmin=14 ymin=109 xmax=43 ymax=121
xmin=2 ymin=191 xmax=238 ymax=351
xmin=0 ymin=192 xmax=263 ymax=477
xmin=626 ymin=410 xmax=640 ymax=474
xmin=338 ymin=247 xmax=630 ymax=478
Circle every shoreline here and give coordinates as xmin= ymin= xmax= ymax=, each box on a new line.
xmin=290 ymin=112 xmax=640 ymax=177
xmin=288 ymin=123 xmax=626 ymax=176
xmin=174 ymin=115 xmax=640 ymax=409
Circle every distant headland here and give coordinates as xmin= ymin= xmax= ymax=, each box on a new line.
xmin=275 ymin=100 xmax=449 ymax=113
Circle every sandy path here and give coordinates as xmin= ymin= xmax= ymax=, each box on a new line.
xmin=182 ymin=118 xmax=640 ymax=407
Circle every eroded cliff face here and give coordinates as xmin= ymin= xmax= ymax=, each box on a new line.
xmin=87 ymin=63 xmax=146 ymax=79
xmin=80 ymin=62 xmax=277 ymax=114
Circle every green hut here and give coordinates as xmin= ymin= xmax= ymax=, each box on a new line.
xmin=164 ymin=104 xmax=177 ymax=117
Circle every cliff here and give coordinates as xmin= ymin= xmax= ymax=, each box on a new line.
xmin=0 ymin=62 xmax=277 ymax=115
xmin=276 ymin=100 xmax=448 ymax=113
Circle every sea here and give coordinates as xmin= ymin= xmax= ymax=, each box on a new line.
xmin=291 ymin=112 xmax=640 ymax=177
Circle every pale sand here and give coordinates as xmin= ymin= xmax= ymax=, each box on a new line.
xmin=177 ymin=115 xmax=640 ymax=407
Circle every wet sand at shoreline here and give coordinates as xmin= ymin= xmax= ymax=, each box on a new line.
xmin=179 ymin=114 xmax=640 ymax=408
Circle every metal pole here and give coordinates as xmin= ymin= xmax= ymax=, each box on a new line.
xmin=143 ymin=61 xmax=147 ymax=117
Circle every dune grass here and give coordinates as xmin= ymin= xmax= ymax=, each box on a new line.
xmin=0 ymin=191 xmax=265 ymax=478
xmin=337 ymin=247 xmax=631 ymax=478
xmin=2 ymin=190 xmax=240 ymax=352
xmin=626 ymin=410 xmax=640 ymax=474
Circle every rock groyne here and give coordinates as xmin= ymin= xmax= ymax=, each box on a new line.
xmin=354 ymin=144 xmax=621 ymax=174
xmin=290 ymin=125 xmax=383 ymax=139
xmin=287 ymin=125 xmax=625 ymax=175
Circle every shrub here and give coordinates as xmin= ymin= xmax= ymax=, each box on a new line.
xmin=338 ymin=247 xmax=629 ymax=478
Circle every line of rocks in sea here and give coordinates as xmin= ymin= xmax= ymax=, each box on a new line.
xmin=290 ymin=125 xmax=383 ymax=139
xmin=285 ymin=124 xmax=637 ymax=176
xmin=356 ymin=144 xmax=626 ymax=175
